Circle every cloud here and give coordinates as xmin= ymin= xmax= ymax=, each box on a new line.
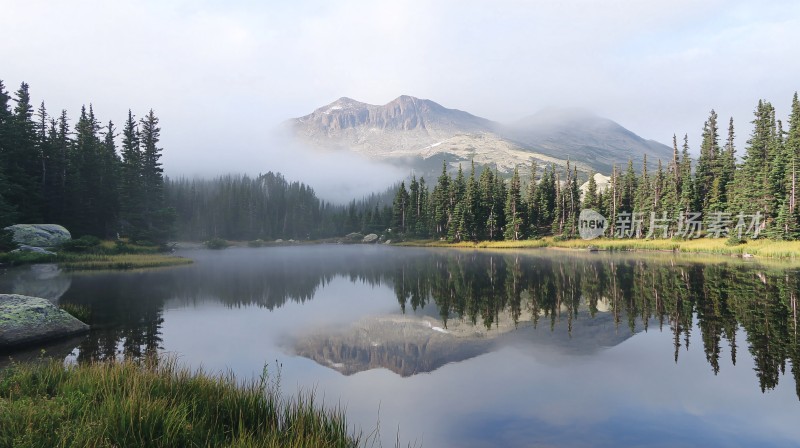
xmin=2 ymin=0 xmax=799 ymax=183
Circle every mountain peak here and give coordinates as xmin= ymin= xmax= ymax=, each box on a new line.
xmin=290 ymin=96 xmax=672 ymax=175
xmin=294 ymin=95 xmax=495 ymax=135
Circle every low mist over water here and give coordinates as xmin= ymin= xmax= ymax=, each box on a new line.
xmin=3 ymin=245 xmax=799 ymax=447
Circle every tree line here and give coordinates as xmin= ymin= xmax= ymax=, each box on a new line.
xmin=2 ymin=78 xmax=798 ymax=244
xmin=0 ymin=80 xmax=171 ymax=243
xmin=389 ymin=93 xmax=800 ymax=241
xmin=165 ymin=173 xmax=405 ymax=241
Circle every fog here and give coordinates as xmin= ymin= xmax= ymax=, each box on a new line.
xmin=3 ymin=0 xmax=799 ymax=201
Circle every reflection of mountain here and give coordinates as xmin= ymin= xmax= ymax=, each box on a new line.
xmin=3 ymin=246 xmax=798 ymax=398
xmin=293 ymin=315 xmax=492 ymax=377
xmin=293 ymin=307 xmax=644 ymax=377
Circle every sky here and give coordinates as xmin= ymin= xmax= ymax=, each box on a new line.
xmin=3 ymin=0 xmax=800 ymax=200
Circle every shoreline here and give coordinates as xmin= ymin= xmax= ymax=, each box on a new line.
xmin=392 ymin=237 xmax=800 ymax=261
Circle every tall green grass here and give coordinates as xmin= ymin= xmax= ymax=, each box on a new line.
xmin=0 ymin=358 xmax=367 ymax=448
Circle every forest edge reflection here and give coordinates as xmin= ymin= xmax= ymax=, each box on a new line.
xmin=1 ymin=246 xmax=798 ymax=401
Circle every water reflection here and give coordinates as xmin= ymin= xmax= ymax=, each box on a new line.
xmin=1 ymin=246 xmax=798 ymax=402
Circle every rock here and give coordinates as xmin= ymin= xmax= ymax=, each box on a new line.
xmin=344 ymin=232 xmax=364 ymax=242
xmin=4 ymin=224 xmax=71 ymax=248
xmin=275 ymin=239 xmax=284 ymax=243
xmin=384 ymin=240 xmax=392 ymax=245
xmin=11 ymin=245 xmax=56 ymax=255
xmin=0 ymin=294 xmax=89 ymax=351
xmin=362 ymin=234 xmax=378 ymax=243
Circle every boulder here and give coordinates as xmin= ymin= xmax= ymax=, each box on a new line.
xmin=4 ymin=224 xmax=71 ymax=248
xmin=344 ymin=232 xmax=364 ymax=242
xmin=0 ymin=294 xmax=89 ymax=351
xmin=362 ymin=233 xmax=379 ymax=243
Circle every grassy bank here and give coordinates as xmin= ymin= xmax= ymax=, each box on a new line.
xmin=396 ymin=237 xmax=800 ymax=259
xmin=0 ymin=251 xmax=192 ymax=270
xmin=0 ymin=358 xmax=364 ymax=448
xmin=0 ymin=239 xmax=192 ymax=270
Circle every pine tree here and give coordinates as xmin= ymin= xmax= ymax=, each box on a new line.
xmin=477 ymin=167 xmax=494 ymax=240
xmin=98 ymin=120 xmax=121 ymax=235
xmin=504 ymin=167 xmax=523 ymax=240
xmin=392 ymin=181 xmax=410 ymax=233
xmin=568 ymin=166 xmax=580 ymax=236
xmin=695 ymin=110 xmax=721 ymax=212
xmin=679 ymin=135 xmax=694 ymax=213
xmin=730 ymin=100 xmax=776 ymax=223
xmin=462 ymin=161 xmax=480 ymax=241
xmin=4 ymin=82 xmax=43 ymax=222
xmin=552 ymin=171 xmax=563 ymax=235
xmin=526 ymin=161 xmax=539 ymax=236
xmin=432 ymin=161 xmax=451 ymax=238
xmin=535 ymin=164 xmax=557 ymax=236
xmin=584 ymin=171 xmax=598 ymax=210
xmin=621 ymin=159 xmax=637 ymax=213
xmin=120 ymin=110 xmax=144 ymax=239
xmin=720 ymin=117 xmax=737 ymax=208
xmin=493 ymin=169 xmax=507 ymax=238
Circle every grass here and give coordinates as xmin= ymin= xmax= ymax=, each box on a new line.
xmin=56 ymin=253 xmax=193 ymax=271
xmin=0 ymin=357 xmax=367 ymax=448
xmin=0 ymin=239 xmax=192 ymax=271
xmin=58 ymin=303 xmax=92 ymax=323
xmin=396 ymin=237 xmax=800 ymax=260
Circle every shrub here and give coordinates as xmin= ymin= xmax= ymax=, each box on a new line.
xmin=0 ymin=229 xmax=17 ymax=252
xmin=725 ymin=236 xmax=748 ymax=246
xmin=204 ymin=238 xmax=229 ymax=250
xmin=60 ymin=235 xmax=101 ymax=253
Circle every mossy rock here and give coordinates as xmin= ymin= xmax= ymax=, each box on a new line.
xmin=4 ymin=224 xmax=72 ymax=248
xmin=0 ymin=294 xmax=88 ymax=351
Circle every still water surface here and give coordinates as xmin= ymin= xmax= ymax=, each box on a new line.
xmin=2 ymin=245 xmax=800 ymax=447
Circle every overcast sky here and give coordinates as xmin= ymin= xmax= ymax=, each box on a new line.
xmin=3 ymin=0 xmax=799 ymax=199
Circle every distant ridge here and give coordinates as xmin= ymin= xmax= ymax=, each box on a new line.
xmin=289 ymin=96 xmax=672 ymax=176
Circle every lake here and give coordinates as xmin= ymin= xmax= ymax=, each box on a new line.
xmin=2 ymin=245 xmax=799 ymax=447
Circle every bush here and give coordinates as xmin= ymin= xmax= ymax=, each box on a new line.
xmin=0 ymin=229 xmax=18 ymax=252
xmin=725 ymin=236 xmax=748 ymax=246
xmin=204 ymin=238 xmax=229 ymax=250
xmin=60 ymin=235 xmax=101 ymax=253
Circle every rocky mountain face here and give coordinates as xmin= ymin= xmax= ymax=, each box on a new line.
xmin=289 ymin=95 xmax=672 ymax=177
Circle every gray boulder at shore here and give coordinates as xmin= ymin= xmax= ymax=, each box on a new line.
xmin=362 ymin=233 xmax=378 ymax=243
xmin=0 ymin=294 xmax=88 ymax=351
xmin=4 ymin=224 xmax=71 ymax=248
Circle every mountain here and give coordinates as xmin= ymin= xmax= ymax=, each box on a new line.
xmin=288 ymin=96 xmax=672 ymax=176
xmin=506 ymin=108 xmax=673 ymax=173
